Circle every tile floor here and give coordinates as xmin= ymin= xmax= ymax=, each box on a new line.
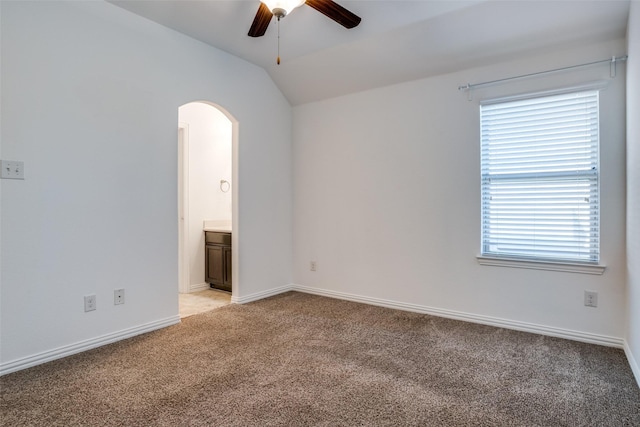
xmin=179 ymin=289 xmax=231 ymax=318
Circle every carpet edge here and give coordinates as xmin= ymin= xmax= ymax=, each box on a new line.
xmin=232 ymin=284 xmax=293 ymax=304
xmin=291 ymin=284 xmax=625 ymax=348
xmin=0 ymin=315 xmax=181 ymax=376
xmin=624 ymin=340 xmax=640 ymax=388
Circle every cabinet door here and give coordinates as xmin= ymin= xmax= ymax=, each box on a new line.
xmin=223 ymin=247 xmax=232 ymax=287
xmin=206 ymin=246 xmax=224 ymax=285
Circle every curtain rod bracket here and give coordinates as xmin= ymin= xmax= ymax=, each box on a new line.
xmin=458 ymin=83 xmax=473 ymax=101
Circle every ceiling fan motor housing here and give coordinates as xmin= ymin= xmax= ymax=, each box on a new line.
xmin=272 ymin=7 xmax=287 ymax=18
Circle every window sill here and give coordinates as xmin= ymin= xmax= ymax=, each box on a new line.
xmin=476 ymin=255 xmax=606 ymax=275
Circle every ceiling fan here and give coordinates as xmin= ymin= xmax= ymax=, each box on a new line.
xmin=248 ymin=0 xmax=361 ymax=38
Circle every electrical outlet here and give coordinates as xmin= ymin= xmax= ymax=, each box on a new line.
xmin=84 ymin=295 xmax=96 ymax=312
xmin=584 ymin=290 xmax=598 ymax=308
xmin=1 ymin=160 xmax=25 ymax=180
xmin=114 ymin=289 xmax=125 ymax=305
xmin=310 ymin=261 xmax=317 ymax=272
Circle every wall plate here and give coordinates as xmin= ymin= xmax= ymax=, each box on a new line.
xmin=1 ymin=160 xmax=25 ymax=180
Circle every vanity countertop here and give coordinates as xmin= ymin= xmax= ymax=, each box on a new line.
xmin=204 ymin=226 xmax=232 ymax=233
xmin=203 ymin=220 xmax=232 ymax=233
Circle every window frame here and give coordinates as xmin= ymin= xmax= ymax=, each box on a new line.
xmin=476 ymin=84 xmax=606 ymax=275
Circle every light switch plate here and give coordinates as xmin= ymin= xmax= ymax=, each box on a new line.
xmin=1 ymin=160 xmax=25 ymax=179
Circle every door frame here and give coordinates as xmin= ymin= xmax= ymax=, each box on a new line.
xmin=178 ymin=102 xmax=238 ymax=299
xmin=178 ymin=122 xmax=190 ymax=294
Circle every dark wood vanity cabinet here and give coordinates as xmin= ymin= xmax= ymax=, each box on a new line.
xmin=205 ymin=231 xmax=231 ymax=292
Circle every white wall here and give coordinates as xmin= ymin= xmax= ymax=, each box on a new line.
xmin=179 ymin=103 xmax=232 ymax=288
xmin=293 ymin=38 xmax=627 ymax=342
xmin=626 ymin=0 xmax=640 ymax=384
xmin=0 ymin=1 xmax=292 ymax=372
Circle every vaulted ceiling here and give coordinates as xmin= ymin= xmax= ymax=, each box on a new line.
xmin=109 ymin=0 xmax=630 ymax=105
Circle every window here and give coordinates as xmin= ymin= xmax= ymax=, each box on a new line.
xmin=480 ymin=89 xmax=600 ymax=265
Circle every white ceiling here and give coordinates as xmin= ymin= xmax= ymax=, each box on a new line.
xmin=109 ymin=0 xmax=630 ymax=105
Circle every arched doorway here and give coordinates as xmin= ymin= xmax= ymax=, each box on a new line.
xmin=177 ymin=101 xmax=237 ymax=317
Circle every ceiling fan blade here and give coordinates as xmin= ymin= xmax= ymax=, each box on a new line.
xmin=305 ymin=0 xmax=361 ymax=29
xmin=248 ymin=2 xmax=273 ymax=37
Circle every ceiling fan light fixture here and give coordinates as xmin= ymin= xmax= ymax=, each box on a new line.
xmin=261 ymin=0 xmax=305 ymax=18
xmin=248 ymin=0 xmax=361 ymax=38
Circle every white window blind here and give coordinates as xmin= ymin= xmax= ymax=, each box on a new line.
xmin=480 ymin=90 xmax=600 ymax=263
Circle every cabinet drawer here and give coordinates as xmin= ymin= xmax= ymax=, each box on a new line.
xmin=205 ymin=231 xmax=231 ymax=245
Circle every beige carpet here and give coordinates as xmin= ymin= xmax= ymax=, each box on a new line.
xmin=1 ymin=291 xmax=639 ymax=426
xmin=179 ymin=289 xmax=231 ymax=318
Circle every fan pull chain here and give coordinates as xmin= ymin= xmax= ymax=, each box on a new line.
xmin=276 ymin=16 xmax=281 ymax=65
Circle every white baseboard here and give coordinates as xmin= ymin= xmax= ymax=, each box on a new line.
xmin=232 ymin=284 xmax=293 ymax=305
xmin=189 ymin=282 xmax=210 ymax=292
xmin=291 ymin=284 xmax=625 ymax=349
xmin=623 ymin=340 xmax=640 ymax=388
xmin=0 ymin=315 xmax=180 ymax=376
xmin=3 ymin=284 xmax=634 ymax=387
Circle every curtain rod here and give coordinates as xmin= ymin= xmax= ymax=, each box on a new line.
xmin=458 ymin=55 xmax=628 ymax=92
